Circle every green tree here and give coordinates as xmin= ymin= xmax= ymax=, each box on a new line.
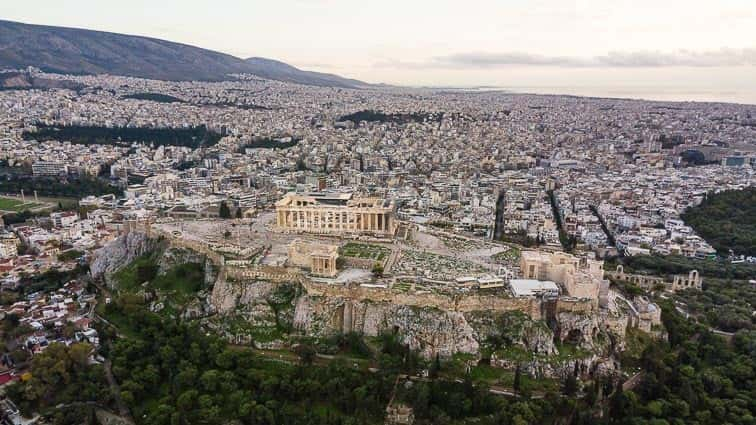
xmin=372 ymin=262 xmax=384 ymax=278
xmin=513 ymin=363 xmax=522 ymax=395
xmin=681 ymin=187 xmax=756 ymax=256
xmin=429 ymin=353 xmax=441 ymax=379
xmin=6 ymin=343 xmax=107 ymax=415
xmin=219 ymin=201 xmax=231 ymax=219
xmin=294 ymin=343 xmax=316 ymax=365
xmin=136 ymin=263 xmax=158 ymax=283
xmin=563 ymin=374 xmax=578 ymax=397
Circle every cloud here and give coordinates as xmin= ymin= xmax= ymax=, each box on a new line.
xmin=377 ymin=48 xmax=756 ymax=69
xmin=433 ymin=52 xmax=586 ymax=67
xmin=596 ymin=48 xmax=756 ymax=67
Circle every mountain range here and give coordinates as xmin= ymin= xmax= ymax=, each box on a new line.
xmin=0 ymin=19 xmax=369 ymax=88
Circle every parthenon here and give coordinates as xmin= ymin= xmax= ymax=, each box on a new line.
xmin=275 ymin=192 xmax=396 ymax=237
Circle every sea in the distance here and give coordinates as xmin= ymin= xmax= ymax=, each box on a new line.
xmin=442 ymin=85 xmax=756 ymax=105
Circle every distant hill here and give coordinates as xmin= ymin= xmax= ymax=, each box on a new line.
xmin=244 ymin=57 xmax=369 ymax=88
xmin=0 ymin=20 xmax=368 ymax=87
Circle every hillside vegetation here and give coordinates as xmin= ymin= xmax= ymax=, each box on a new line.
xmin=23 ymin=124 xmax=221 ymax=149
xmin=681 ymin=187 xmax=756 ymax=256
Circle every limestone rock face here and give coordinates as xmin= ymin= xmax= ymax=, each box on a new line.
xmin=90 ymin=232 xmax=159 ymax=286
xmin=600 ymin=312 xmax=629 ymax=352
xmin=157 ymin=247 xmax=206 ymax=274
xmin=473 ymin=310 xmax=621 ymax=379
xmin=292 ymin=295 xmax=330 ymax=335
xmin=177 ymin=240 xmax=632 ymax=375
xmin=557 ymin=311 xmax=619 ymax=354
xmin=293 ymin=295 xmax=479 ymax=358
xmin=204 ymin=259 xmax=219 ymax=288
xmin=465 ymin=310 xmax=557 ymax=356
xmin=209 ymin=279 xmax=298 ymax=348
xmin=211 ymin=276 xmax=287 ymax=314
xmin=490 ymin=351 xmax=618 ymax=379
xmin=557 ymin=312 xmax=599 ymax=346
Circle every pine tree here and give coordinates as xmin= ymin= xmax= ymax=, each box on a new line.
xmin=429 ymin=353 xmax=441 ymax=378
xmin=513 ymin=363 xmax=522 ymax=395
xmin=219 ymin=201 xmax=231 ymax=219
xmin=563 ymin=374 xmax=578 ymax=397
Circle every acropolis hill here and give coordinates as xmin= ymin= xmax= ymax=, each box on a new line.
xmin=90 ymin=193 xmax=670 ymax=378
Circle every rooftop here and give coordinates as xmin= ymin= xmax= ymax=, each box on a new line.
xmin=510 ymin=279 xmax=560 ymax=297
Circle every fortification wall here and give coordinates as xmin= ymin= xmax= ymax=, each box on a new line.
xmin=225 ymin=265 xmax=303 ymax=283
xmin=125 ymin=223 xmax=592 ymax=325
xmin=555 ymin=297 xmax=597 ymax=315
xmin=301 ymin=280 xmax=543 ymax=319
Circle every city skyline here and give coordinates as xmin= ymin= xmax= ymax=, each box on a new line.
xmin=1 ymin=3 xmax=755 ymax=421
xmin=4 ymin=0 xmax=756 ymax=103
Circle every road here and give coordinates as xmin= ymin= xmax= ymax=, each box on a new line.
xmin=673 ymin=301 xmax=735 ymax=340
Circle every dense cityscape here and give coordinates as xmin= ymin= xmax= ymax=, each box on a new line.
xmin=0 ymin=67 xmax=753 ymax=425
xmin=0 ymin=8 xmax=755 ymax=424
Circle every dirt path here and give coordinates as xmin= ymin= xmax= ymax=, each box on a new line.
xmin=104 ymin=357 xmax=134 ymax=423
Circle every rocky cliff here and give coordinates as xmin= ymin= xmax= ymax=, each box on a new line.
xmin=97 ymin=231 xmax=629 ymax=378
xmin=208 ymin=276 xmax=299 ymax=349
xmin=293 ymin=295 xmax=480 ymax=358
xmin=157 ymin=246 xmax=206 ymax=274
xmin=90 ymin=232 xmax=161 ymax=286
xmin=466 ymin=310 xmax=557 ymax=356
xmin=212 ymin=274 xmax=626 ymax=368
xmin=211 ymin=274 xmax=287 ymax=314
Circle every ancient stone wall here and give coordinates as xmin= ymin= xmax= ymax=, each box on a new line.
xmin=301 ymin=280 xmax=543 ymax=319
xmin=224 ymin=265 xmax=302 ymax=283
xmin=606 ymin=266 xmax=702 ymax=293
xmin=555 ymin=297 xmax=597 ymax=315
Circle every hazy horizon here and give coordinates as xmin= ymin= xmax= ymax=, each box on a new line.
xmin=4 ymin=0 xmax=756 ymax=104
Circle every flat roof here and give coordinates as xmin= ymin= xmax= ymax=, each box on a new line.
xmin=510 ymin=279 xmax=559 ymax=297
xmin=303 ymin=192 xmax=353 ymax=200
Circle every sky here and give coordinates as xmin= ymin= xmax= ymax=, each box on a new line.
xmin=4 ymin=0 xmax=756 ymax=102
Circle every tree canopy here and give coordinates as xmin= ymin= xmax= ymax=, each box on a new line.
xmin=682 ymin=187 xmax=756 ymax=256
